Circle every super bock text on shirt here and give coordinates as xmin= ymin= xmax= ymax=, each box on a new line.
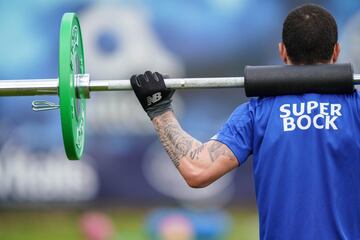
xmin=279 ymin=101 xmax=342 ymax=131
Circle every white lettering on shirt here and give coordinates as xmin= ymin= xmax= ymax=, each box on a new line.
xmin=279 ymin=102 xmax=342 ymax=132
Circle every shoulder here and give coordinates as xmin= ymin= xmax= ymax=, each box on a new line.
xmin=351 ymin=90 xmax=360 ymax=99
xmin=227 ymin=97 xmax=274 ymax=125
xmin=249 ymin=96 xmax=276 ymax=108
xmin=231 ymin=97 xmax=276 ymax=114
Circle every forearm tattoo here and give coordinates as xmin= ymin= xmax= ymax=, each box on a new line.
xmin=153 ymin=112 xmax=233 ymax=168
xmin=153 ymin=112 xmax=195 ymax=168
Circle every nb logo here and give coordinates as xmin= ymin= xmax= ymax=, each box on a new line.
xmin=147 ymin=92 xmax=162 ymax=106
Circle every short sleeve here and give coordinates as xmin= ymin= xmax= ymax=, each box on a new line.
xmin=211 ymin=101 xmax=254 ymax=165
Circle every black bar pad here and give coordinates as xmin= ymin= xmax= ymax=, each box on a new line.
xmin=244 ymin=63 xmax=354 ymax=97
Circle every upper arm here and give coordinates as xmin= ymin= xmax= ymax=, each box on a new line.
xmin=212 ymin=101 xmax=255 ymax=165
xmin=202 ymin=140 xmax=239 ymax=184
xmin=185 ymin=140 xmax=239 ymax=188
xmin=204 ymin=140 xmax=239 ymax=168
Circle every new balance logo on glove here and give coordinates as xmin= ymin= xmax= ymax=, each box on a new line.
xmin=147 ymin=92 xmax=162 ymax=106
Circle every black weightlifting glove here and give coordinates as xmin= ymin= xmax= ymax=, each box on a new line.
xmin=130 ymin=71 xmax=175 ymax=119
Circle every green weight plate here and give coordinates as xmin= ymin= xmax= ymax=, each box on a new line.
xmin=59 ymin=13 xmax=86 ymax=160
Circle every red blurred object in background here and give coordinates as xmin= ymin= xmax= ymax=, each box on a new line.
xmin=80 ymin=212 xmax=115 ymax=240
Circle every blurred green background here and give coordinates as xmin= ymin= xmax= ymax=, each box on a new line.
xmin=0 ymin=208 xmax=258 ymax=240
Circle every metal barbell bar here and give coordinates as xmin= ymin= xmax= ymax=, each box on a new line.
xmin=0 ymin=73 xmax=359 ymax=97
xmin=0 ymin=75 xmax=247 ymax=97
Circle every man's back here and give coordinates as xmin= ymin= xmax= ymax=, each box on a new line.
xmin=217 ymin=92 xmax=360 ymax=239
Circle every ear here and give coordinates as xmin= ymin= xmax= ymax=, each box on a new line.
xmin=278 ymin=42 xmax=289 ymax=64
xmin=331 ymin=43 xmax=340 ymax=63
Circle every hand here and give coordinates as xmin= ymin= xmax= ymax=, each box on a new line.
xmin=130 ymin=71 xmax=175 ymax=119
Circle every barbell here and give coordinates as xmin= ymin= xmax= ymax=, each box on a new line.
xmin=1 ymin=13 xmax=360 ymax=160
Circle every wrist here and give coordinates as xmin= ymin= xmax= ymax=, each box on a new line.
xmin=146 ymin=99 xmax=173 ymax=120
xmin=151 ymin=108 xmax=173 ymax=122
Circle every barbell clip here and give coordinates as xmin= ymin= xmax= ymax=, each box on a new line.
xmin=32 ymin=100 xmax=60 ymax=112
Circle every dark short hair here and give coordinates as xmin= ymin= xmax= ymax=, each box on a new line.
xmin=282 ymin=4 xmax=338 ymax=64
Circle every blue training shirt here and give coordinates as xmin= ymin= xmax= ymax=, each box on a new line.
xmin=213 ymin=92 xmax=360 ymax=240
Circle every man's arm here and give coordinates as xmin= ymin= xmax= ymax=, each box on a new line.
xmin=130 ymin=71 xmax=238 ymax=188
xmin=152 ymin=110 xmax=238 ymax=188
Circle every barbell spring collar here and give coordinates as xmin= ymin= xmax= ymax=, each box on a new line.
xmin=32 ymin=100 xmax=60 ymax=111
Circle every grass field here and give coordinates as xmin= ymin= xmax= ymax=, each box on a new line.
xmin=0 ymin=208 xmax=259 ymax=240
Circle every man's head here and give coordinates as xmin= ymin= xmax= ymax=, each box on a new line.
xmin=279 ymin=4 xmax=340 ymax=65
